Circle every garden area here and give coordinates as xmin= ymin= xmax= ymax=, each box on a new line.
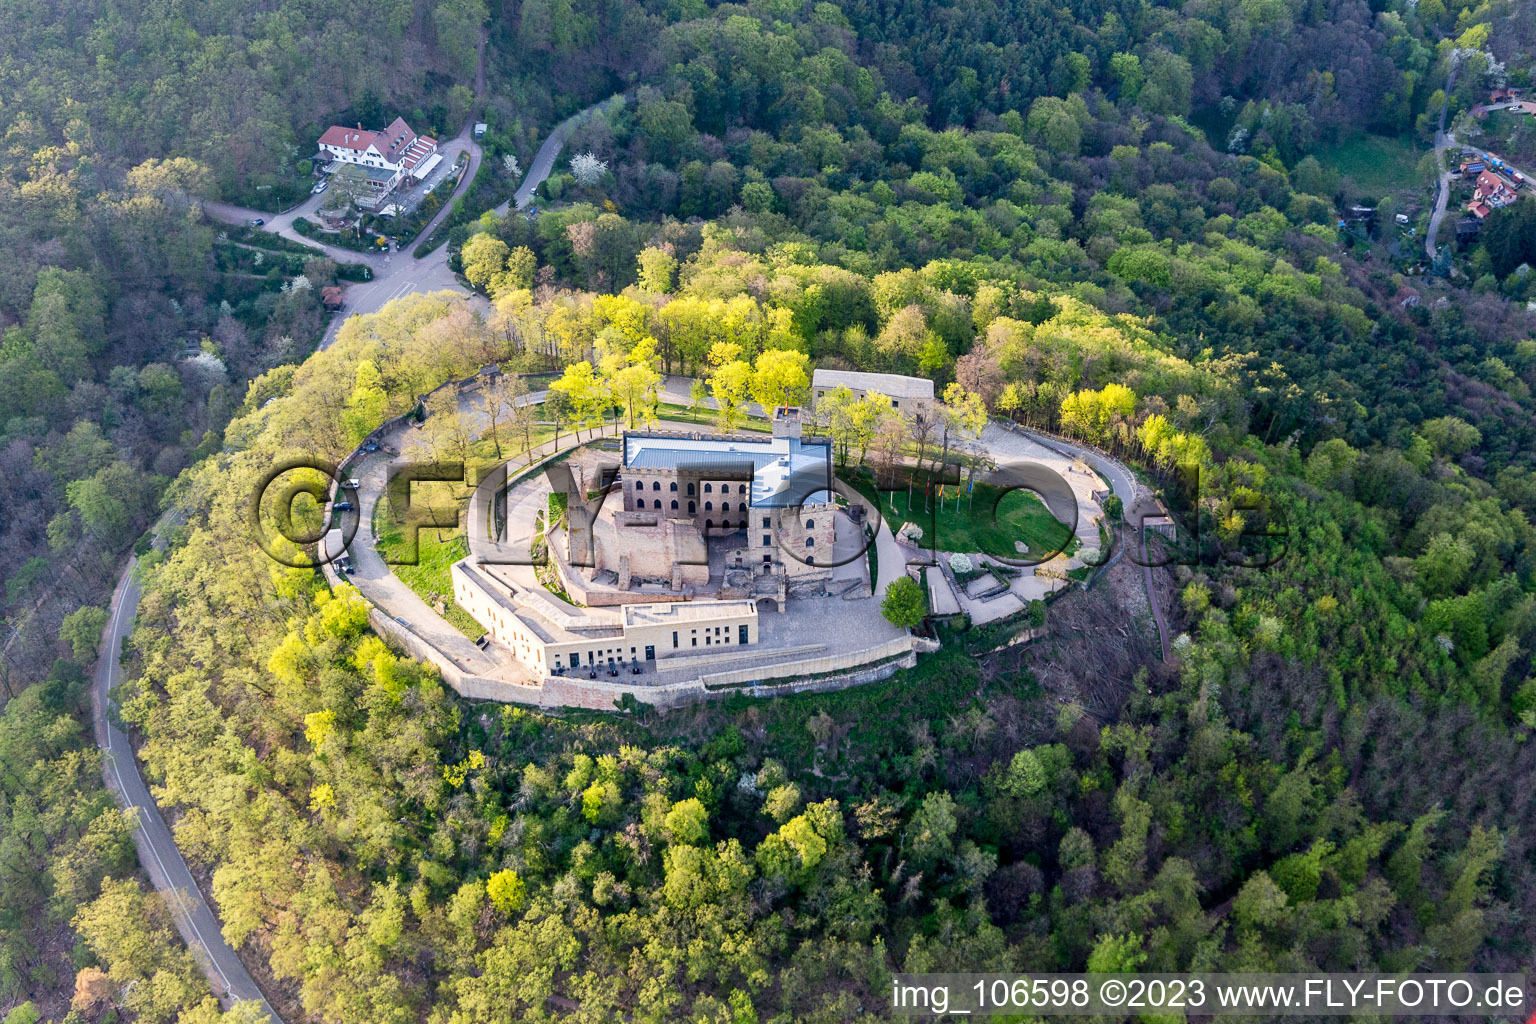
xmin=293 ymin=216 xmax=390 ymax=253
xmin=372 ymin=483 xmax=482 ymax=639
xmin=847 ymin=467 xmax=1076 ymax=561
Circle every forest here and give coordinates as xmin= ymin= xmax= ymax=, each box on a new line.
xmin=1 ymin=0 xmax=1535 ymax=1020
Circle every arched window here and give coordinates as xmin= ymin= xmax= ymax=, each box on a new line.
xmin=705 ymin=519 xmax=714 ymax=530
xmin=671 ymin=500 xmax=679 ymax=510
xmin=704 ymin=501 xmax=713 ymax=511
xmin=805 ymin=519 xmax=814 ymax=529
xmin=688 ymin=501 xmax=696 ymax=513
xmin=634 ymin=480 xmax=643 ymax=490
xmin=652 ymin=481 xmax=661 ymax=491
xmin=654 ymin=500 xmax=662 ymax=509
xmin=738 ymin=520 xmax=746 ymax=529
xmin=806 ymin=555 xmax=816 ymax=565
xmin=704 ymin=483 xmax=712 ymax=493
xmin=670 ymin=482 xmax=677 ymax=492
xmin=687 ymin=483 xmax=695 ymax=495
xmin=721 ymin=502 xmax=730 ymax=512
xmin=738 ymin=484 xmax=747 ymax=494
xmin=805 ymin=537 xmax=815 ymax=547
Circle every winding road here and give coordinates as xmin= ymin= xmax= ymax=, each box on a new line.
xmin=93 ymin=535 xmax=279 ymax=1023
xmin=98 ymin=56 xmax=1168 ymax=1016
xmin=95 ymin=75 xmax=624 ymax=1024
xmin=1428 ymin=81 xmax=1456 ymax=261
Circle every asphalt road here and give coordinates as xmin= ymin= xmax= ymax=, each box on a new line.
xmin=93 ymin=541 xmax=281 ymax=1022
xmin=205 ymin=91 xmax=621 ymax=353
xmin=1428 ymin=70 xmax=1458 ymax=261
xmin=496 ymin=95 xmax=625 ymax=215
xmin=92 ymin=84 xmax=625 ymax=1023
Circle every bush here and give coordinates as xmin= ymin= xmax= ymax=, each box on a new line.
xmin=949 ymin=553 xmax=973 ymax=574
xmin=881 ymin=574 xmax=927 ymax=628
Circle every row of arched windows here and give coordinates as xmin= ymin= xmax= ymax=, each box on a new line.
xmin=632 ymin=479 xmax=750 ymax=496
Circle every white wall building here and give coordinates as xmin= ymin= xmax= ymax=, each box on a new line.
xmin=316 ymin=117 xmax=439 ymax=198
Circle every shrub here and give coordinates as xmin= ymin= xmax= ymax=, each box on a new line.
xmin=882 ymin=574 xmax=927 ymax=628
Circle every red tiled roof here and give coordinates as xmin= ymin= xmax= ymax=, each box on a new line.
xmin=375 ymin=117 xmax=418 ymax=165
xmin=319 ymin=126 xmax=378 ymax=152
xmin=318 ymin=118 xmax=431 ymax=166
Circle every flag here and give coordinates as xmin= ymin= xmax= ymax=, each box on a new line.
xmin=968 ymin=477 xmax=974 ymax=493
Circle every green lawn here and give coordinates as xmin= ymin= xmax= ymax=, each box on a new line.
xmin=847 ymin=468 xmax=1076 ymax=560
xmin=651 ymin=402 xmax=772 ymax=432
xmin=1312 ymin=133 xmax=1427 ymax=195
xmin=373 ymin=494 xmax=483 ymax=639
xmin=468 ymin=423 xmax=562 ymax=465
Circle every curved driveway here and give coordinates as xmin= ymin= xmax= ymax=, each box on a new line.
xmin=205 ymin=92 xmax=621 ymax=352
xmin=496 ymin=95 xmax=625 ymax=215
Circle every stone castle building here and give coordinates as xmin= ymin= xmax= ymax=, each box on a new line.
xmin=575 ymin=407 xmax=839 ymax=597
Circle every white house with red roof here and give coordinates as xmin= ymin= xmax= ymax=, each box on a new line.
xmin=316 ymin=117 xmax=439 ymax=203
xmin=1465 ymin=169 xmax=1520 ymax=219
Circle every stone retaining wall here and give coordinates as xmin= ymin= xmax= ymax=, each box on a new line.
xmin=537 ymin=636 xmax=919 ymax=711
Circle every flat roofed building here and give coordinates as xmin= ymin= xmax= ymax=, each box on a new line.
xmin=811 ymin=368 xmax=936 ymax=422
xmin=452 ymin=558 xmax=758 ymax=677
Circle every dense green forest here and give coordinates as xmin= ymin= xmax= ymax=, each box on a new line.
xmin=3 ymin=0 xmax=1536 ymax=1020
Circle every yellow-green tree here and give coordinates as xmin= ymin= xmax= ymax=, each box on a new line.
xmin=749 ymin=348 xmax=809 ymax=412
xmin=711 ymin=360 xmax=753 ymax=431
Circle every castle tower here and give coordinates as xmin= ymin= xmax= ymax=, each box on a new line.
xmin=773 ymin=405 xmax=802 ymax=440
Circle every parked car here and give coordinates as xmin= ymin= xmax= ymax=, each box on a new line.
xmin=346 ymin=478 xmax=360 ymax=490
xmin=361 ymin=441 xmax=379 ymax=453
xmin=333 ymin=501 xmax=353 ymax=512
xmin=423 ymin=182 xmax=436 ymax=196
xmin=394 ymin=616 xmax=410 ymax=627
xmin=312 ymin=179 xmax=329 ymax=194
xmin=246 ymin=218 xmax=264 ymax=227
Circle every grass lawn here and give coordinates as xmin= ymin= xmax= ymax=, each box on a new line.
xmin=846 ymin=467 xmax=1076 ymax=560
xmin=373 ymin=488 xmax=483 ymax=639
xmin=651 ymin=402 xmax=772 ymax=432
xmin=1312 ymin=133 xmax=1427 ymax=194
xmin=465 ymin=424 xmax=561 ymax=470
